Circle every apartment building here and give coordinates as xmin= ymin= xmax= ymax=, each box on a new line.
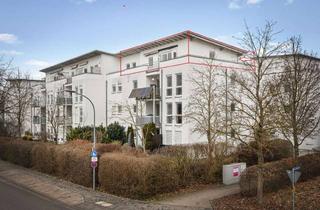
xmin=38 ymin=30 xmax=320 ymax=151
xmin=30 ymin=81 xmax=46 ymax=138
xmin=107 ymin=31 xmax=246 ymax=146
xmin=4 ymin=78 xmax=45 ymax=137
xmin=40 ymin=51 xmax=118 ymax=141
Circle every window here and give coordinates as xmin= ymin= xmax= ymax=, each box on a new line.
xmin=231 ymin=128 xmax=235 ymax=138
xmin=168 ymin=52 xmax=172 ymax=60
xmin=118 ymin=105 xmax=122 ymax=114
xmin=148 ymin=57 xmax=153 ymax=66
xmin=79 ymin=87 xmax=83 ymax=102
xmin=84 ymin=68 xmax=87 ymax=73
xmin=166 ymin=75 xmax=172 ymax=96
xmin=79 ymin=107 xmax=83 ymax=123
xmin=176 ymin=102 xmax=182 ymax=124
xmin=133 ymin=80 xmax=138 ymax=89
xmin=173 ymin=52 xmax=177 ymax=59
xmin=118 ymin=82 xmax=122 ymax=92
xmin=126 ymin=63 xmax=130 ymax=69
xmin=162 ymin=53 xmax=168 ymax=61
xmin=176 ymin=74 xmax=182 ymax=96
xmin=112 ymin=84 xmax=116 ymax=93
xmin=209 ymin=51 xmax=216 ymax=59
xmin=132 ymin=62 xmax=136 ymax=68
xmin=112 ymin=105 xmax=117 ymax=115
xmin=133 ymin=104 xmax=137 ymax=113
xmin=230 ymin=73 xmax=236 ymax=86
xmin=75 ymin=87 xmax=78 ymax=103
xmin=231 ymin=103 xmax=235 ymax=112
xmin=90 ymin=66 xmax=94 ymax=73
xmin=166 ymin=103 xmax=173 ymax=124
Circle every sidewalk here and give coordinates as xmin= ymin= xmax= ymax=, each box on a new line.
xmin=0 ymin=160 xmax=208 ymax=210
xmin=158 ymin=184 xmax=240 ymax=208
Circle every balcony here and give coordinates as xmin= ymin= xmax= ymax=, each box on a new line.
xmin=57 ymin=116 xmax=72 ymax=125
xmin=66 ymin=77 xmax=72 ymax=85
xmin=146 ymin=62 xmax=160 ymax=73
xmin=136 ymin=115 xmax=160 ymax=126
xmin=32 ymin=100 xmax=46 ymax=107
xmin=41 ymin=117 xmax=46 ymax=124
xmin=56 ymin=97 xmax=73 ymax=105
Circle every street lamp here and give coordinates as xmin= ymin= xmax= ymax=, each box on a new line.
xmin=64 ymin=90 xmax=96 ymax=190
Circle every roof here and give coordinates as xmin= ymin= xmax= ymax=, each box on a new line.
xmin=39 ymin=31 xmax=246 ymax=73
xmin=119 ymin=30 xmax=246 ymax=56
xmin=6 ymin=78 xmax=45 ymax=83
xmin=129 ymin=87 xmax=153 ymax=99
xmin=270 ymin=53 xmax=320 ymax=62
xmin=40 ymin=50 xmax=115 ymax=73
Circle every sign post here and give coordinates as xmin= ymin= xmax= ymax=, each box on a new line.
xmin=287 ymin=166 xmax=301 ymax=210
xmin=91 ymin=149 xmax=98 ymax=191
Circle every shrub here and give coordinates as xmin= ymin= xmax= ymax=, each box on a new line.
xmin=0 ymin=140 xmax=34 ymax=167
xmin=235 ymin=139 xmax=292 ymax=166
xmin=67 ymin=125 xmax=106 ymax=142
xmin=240 ymin=152 xmax=320 ymax=197
xmin=98 ymin=153 xmax=179 ymax=199
xmin=143 ymin=123 xmax=158 ymax=151
xmin=103 ymin=122 xmax=125 ymax=143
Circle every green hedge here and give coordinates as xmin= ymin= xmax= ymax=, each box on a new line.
xmin=240 ymin=153 xmax=320 ymax=197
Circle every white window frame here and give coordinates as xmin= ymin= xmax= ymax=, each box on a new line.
xmin=166 ymin=103 xmax=173 ymax=124
xmin=111 ymin=105 xmax=117 ymax=115
xmin=112 ymin=84 xmax=116 ymax=94
xmin=133 ymin=80 xmax=138 ymax=89
xmin=117 ymin=82 xmax=122 ymax=93
xmin=79 ymin=107 xmax=83 ymax=123
xmin=166 ymin=75 xmax=172 ymax=97
xmin=176 ymin=102 xmax=182 ymax=124
xmin=176 ymin=73 xmax=182 ymax=96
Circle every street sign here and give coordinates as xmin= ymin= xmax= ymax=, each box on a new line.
xmin=91 ymin=161 xmax=97 ymax=168
xmin=287 ymin=168 xmax=301 ymax=184
xmin=91 ymin=156 xmax=98 ymax=162
xmin=91 ymin=150 xmax=97 ymax=157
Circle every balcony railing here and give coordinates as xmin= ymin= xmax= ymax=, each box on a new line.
xmin=57 ymin=116 xmax=72 ymax=125
xmin=136 ymin=115 xmax=160 ymax=126
xmin=146 ymin=62 xmax=160 ymax=73
xmin=66 ymin=77 xmax=72 ymax=84
xmin=56 ymin=97 xmax=73 ymax=105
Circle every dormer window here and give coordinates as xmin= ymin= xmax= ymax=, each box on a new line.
xmin=126 ymin=63 xmax=130 ymax=69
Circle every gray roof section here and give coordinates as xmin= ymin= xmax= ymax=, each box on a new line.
xmin=40 ymin=50 xmax=116 ymax=73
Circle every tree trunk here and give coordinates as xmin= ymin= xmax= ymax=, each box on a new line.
xmin=257 ymin=151 xmax=264 ymax=204
xmin=293 ymin=135 xmax=299 ymax=159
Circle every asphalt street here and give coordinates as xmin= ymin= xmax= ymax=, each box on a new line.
xmin=0 ymin=178 xmax=77 ymax=210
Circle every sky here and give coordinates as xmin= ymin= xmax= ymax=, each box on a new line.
xmin=0 ymin=0 xmax=319 ymax=79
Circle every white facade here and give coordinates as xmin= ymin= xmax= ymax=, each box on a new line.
xmin=38 ymin=31 xmax=320 ymax=151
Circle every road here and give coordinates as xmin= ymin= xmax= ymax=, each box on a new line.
xmin=0 ymin=178 xmax=77 ymax=210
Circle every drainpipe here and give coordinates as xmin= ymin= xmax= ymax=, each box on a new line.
xmin=152 ymin=84 xmax=156 ymax=123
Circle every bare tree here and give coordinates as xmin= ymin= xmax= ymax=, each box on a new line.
xmin=0 ymin=57 xmax=14 ymax=135
xmin=6 ymin=70 xmax=33 ymax=137
xmin=47 ymin=94 xmax=60 ymax=142
xmin=113 ymin=100 xmax=148 ymax=152
xmin=230 ymin=21 xmax=285 ymax=204
xmin=276 ymin=36 xmax=320 ymax=158
xmin=185 ymin=59 xmax=225 ymax=164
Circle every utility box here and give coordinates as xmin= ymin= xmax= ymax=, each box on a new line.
xmin=223 ymin=162 xmax=246 ymax=185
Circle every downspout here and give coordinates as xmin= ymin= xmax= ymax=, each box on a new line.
xmin=105 ymin=80 xmax=108 ymax=126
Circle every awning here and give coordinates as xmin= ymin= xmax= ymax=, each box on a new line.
xmin=129 ymin=87 xmax=153 ymax=99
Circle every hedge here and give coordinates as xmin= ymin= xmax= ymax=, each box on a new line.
xmin=240 ymin=152 xmax=320 ymax=196
xmin=235 ymin=139 xmax=293 ymax=166
xmin=0 ymin=139 xmax=120 ymax=187
xmin=98 ymin=153 xmax=179 ymax=199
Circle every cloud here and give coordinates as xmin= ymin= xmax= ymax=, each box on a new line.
xmin=246 ymin=0 xmax=263 ymax=5
xmin=228 ymin=0 xmax=242 ymax=9
xmin=0 ymin=33 xmax=18 ymax=44
xmin=25 ymin=59 xmax=51 ymax=69
xmin=0 ymin=50 xmax=23 ymax=56
xmin=228 ymin=0 xmax=263 ymax=9
xmin=285 ymin=0 xmax=294 ymax=5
